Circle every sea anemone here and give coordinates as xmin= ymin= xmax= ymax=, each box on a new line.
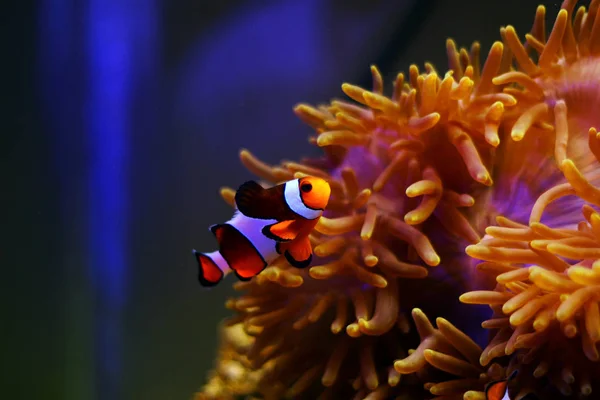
xmin=394 ymin=308 xmax=509 ymax=400
xmin=461 ymin=176 xmax=600 ymax=398
xmin=194 ymin=323 xmax=262 ymax=400
xmin=458 ymin=0 xmax=600 ymax=397
xmin=195 ymin=0 xmax=600 ymax=398
xmin=196 ymin=50 xmax=501 ymax=396
xmin=460 ymin=187 xmax=600 ymax=397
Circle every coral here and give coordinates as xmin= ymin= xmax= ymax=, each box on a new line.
xmin=195 ymin=0 xmax=600 ymax=399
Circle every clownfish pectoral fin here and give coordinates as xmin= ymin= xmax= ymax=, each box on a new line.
xmin=284 ymin=236 xmax=313 ymax=269
xmin=212 ymin=222 xmax=268 ymax=281
xmin=262 ymin=220 xmax=300 ymax=242
xmin=485 ymin=370 xmax=517 ymax=400
xmin=193 ymin=250 xmax=224 ymax=287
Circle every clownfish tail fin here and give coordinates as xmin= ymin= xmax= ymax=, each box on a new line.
xmin=193 ymin=250 xmax=226 ymax=287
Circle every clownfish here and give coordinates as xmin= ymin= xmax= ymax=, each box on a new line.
xmin=193 ymin=176 xmax=331 ymax=286
xmin=485 ymin=370 xmax=518 ymax=400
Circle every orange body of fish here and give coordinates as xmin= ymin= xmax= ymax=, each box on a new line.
xmin=485 ymin=370 xmax=518 ymax=400
xmin=193 ymin=176 xmax=331 ymax=286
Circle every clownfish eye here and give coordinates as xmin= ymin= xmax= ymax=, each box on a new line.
xmin=300 ymin=183 xmax=312 ymax=193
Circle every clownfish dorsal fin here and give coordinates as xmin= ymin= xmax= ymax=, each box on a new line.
xmin=234 ymin=180 xmax=266 ymax=215
xmin=234 ymin=180 xmax=294 ymax=220
xmin=262 ymin=220 xmax=300 ymax=242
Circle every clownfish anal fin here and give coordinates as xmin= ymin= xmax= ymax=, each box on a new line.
xmin=283 ymin=236 xmax=313 ymax=268
xmin=193 ymin=250 xmax=224 ymax=287
xmin=262 ymin=220 xmax=299 ymax=242
xmin=235 ymin=180 xmax=290 ymax=220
